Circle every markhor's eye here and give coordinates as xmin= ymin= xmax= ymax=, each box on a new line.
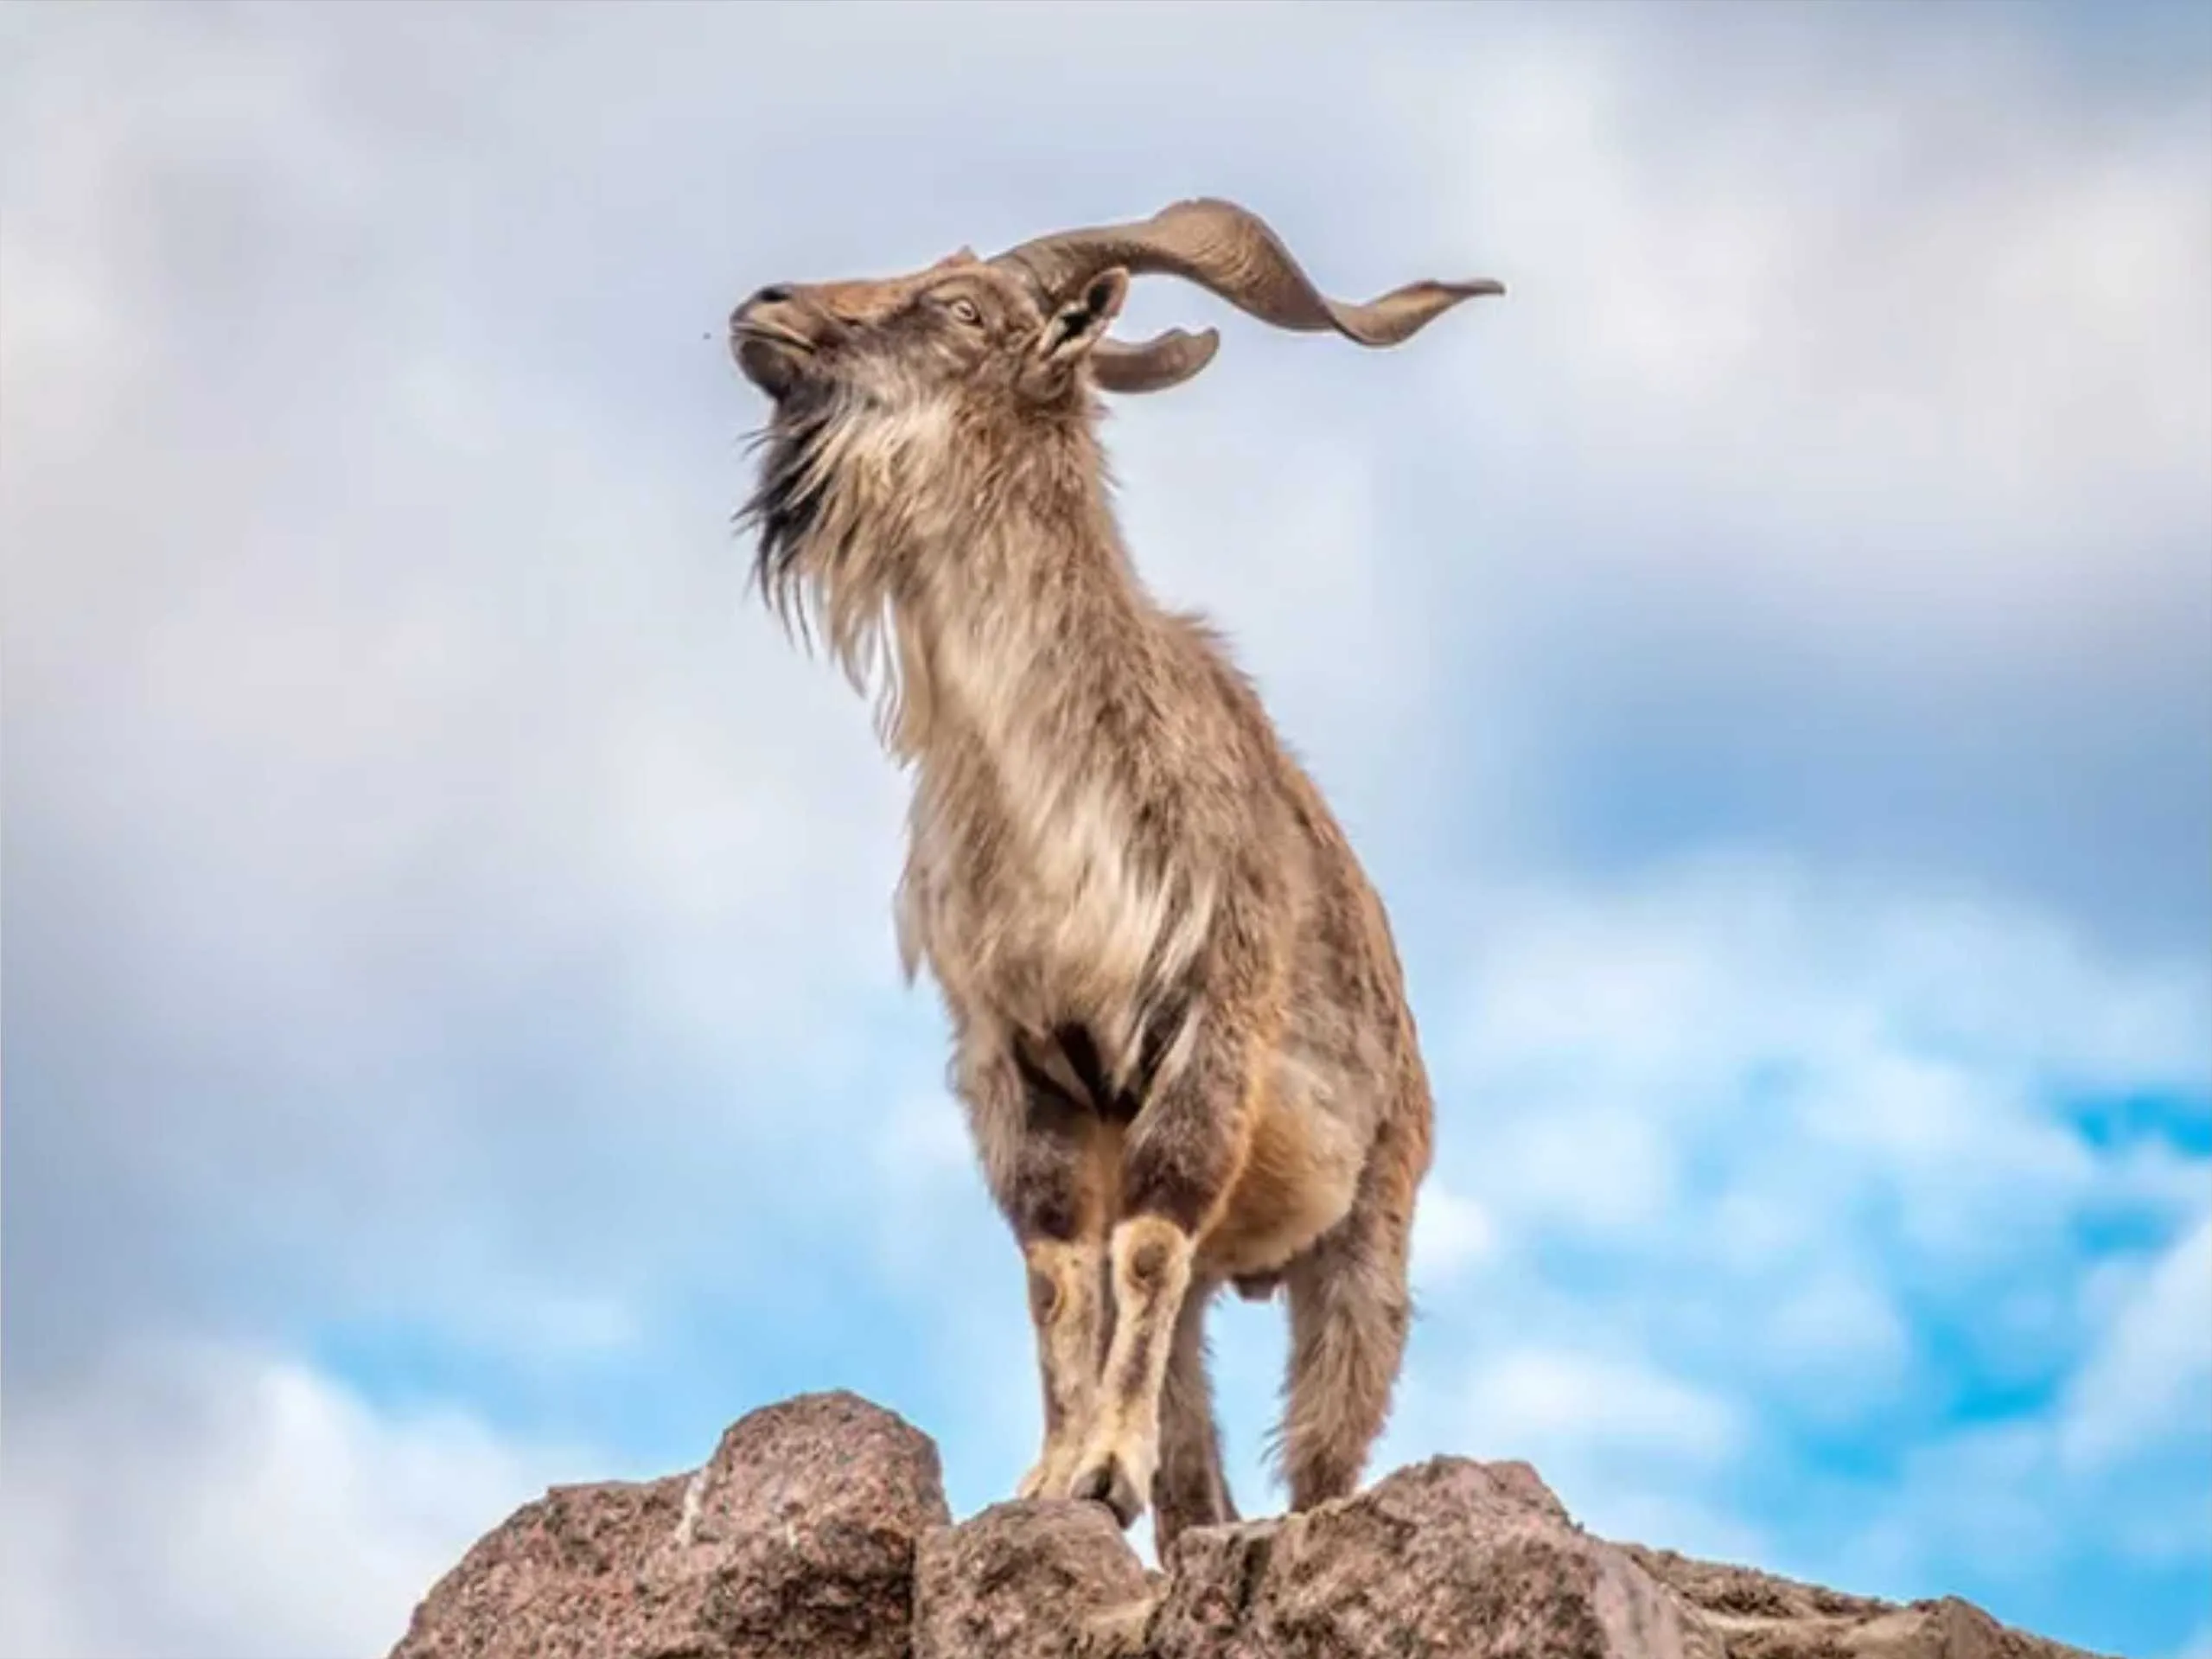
xmin=948 ymin=297 xmax=983 ymax=326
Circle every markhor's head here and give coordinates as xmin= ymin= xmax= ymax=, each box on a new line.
xmin=729 ymin=197 xmax=1501 ymax=708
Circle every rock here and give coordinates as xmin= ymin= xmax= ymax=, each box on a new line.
xmin=914 ymin=1498 xmax=1157 ymax=1658
xmin=390 ymin=1389 xmax=949 ymax=1659
xmin=386 ymin=1473 xmax=694 ymax=1659
xmin=389 ymin=1391 xmax=2113 ymax=1659
xmin=1148 ymin=1456 xmax=1722 ymax=1659
xmin=1625 ymin=1547 xmax=2108 ymax=1659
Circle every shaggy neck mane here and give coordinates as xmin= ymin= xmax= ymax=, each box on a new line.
xmin=745 ymin=385 xmax=1147 ymax=768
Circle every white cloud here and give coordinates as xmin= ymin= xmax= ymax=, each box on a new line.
xmin=1756 ymin=1269 xmax=1913 ymax=1408
xmin=1382 ymin=1343 xmax=1767 ymax=1566
xmin=1461 ymin=1348 xmax=1744 ymax=1469
xmin=1486 ymin=1100 xmax=1683 ymax=1239
xmin=1399 ymin=8 xmax=2212 ymax=666
xmin=1829 ymin=1279 xmax=2212 ymax=1593
xmin=865 ymin=1090 xmax=1000 ymax=1290
xmin=2060 ymin=1213 xmax=2212 ymax=1471
xmin=1395 ymin=852 xmax=2210 ymax=1623
xmin=1439 ymin=854 xmax=2210 ymax=1298
xmin=1410 ymin=1176 xmax=1497 ymax=1292
xmin=1833 ymin=1419 xmax=2069 ymax=1589
xmin=0 ymin=1342 xmax=596 ymax=1659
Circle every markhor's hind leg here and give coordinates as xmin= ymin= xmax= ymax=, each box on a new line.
xmin=1151 ymin=1279 xmax=1237 ymax=1556
xmin=1275 ymin=1117 xmax=1422 ymax=1509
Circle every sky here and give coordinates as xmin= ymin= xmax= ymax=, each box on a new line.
xmin=2 ymin=2 xmax=2208 ymax=1656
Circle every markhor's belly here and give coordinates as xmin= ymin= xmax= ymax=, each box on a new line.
xmin=1198 ymin=1088 xmax=1363 ymax=1280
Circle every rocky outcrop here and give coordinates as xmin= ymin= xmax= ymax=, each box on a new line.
xmin=1623 ymin=1547 xmax=2104 ymax=1659
xmin=389 ymin=1390 xmax=2107 ymax=1659
xmin=1145 ymin=1457 xmax=1720 ymax=1659
xmin=913 ymin=1498 xmax=1157 ymax=1658
xmin=389 ymin=1392 xmax=948 ymax=1659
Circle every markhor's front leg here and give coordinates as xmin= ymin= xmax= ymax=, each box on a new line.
xmin=961 ymin=1037 xmax=1117 ymax=1503
xmin=1068 ymin=1019 xmax=1260 ymax=1528
xmin=1017 ymin=1234 xmax=1107 ymax=1500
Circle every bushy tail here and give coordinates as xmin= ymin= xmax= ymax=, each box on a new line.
xmin=1272 ymin=1074 xmax=1430 ymax=1508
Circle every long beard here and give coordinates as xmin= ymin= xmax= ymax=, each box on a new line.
xmin=736 ymin=385 xmax=921 ymax=751
xmin=738 ymin=380 xmax=842 ymax=635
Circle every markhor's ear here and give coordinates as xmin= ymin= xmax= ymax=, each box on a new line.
xmin=1037 ymin=268 xmax=1130 ymax=365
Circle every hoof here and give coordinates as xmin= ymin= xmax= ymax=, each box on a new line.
xmin=1016 ymin=1454 xmax=1068 ymax=1502
xmin=1071 ymin=1452 xmax=1148 ymax=1528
